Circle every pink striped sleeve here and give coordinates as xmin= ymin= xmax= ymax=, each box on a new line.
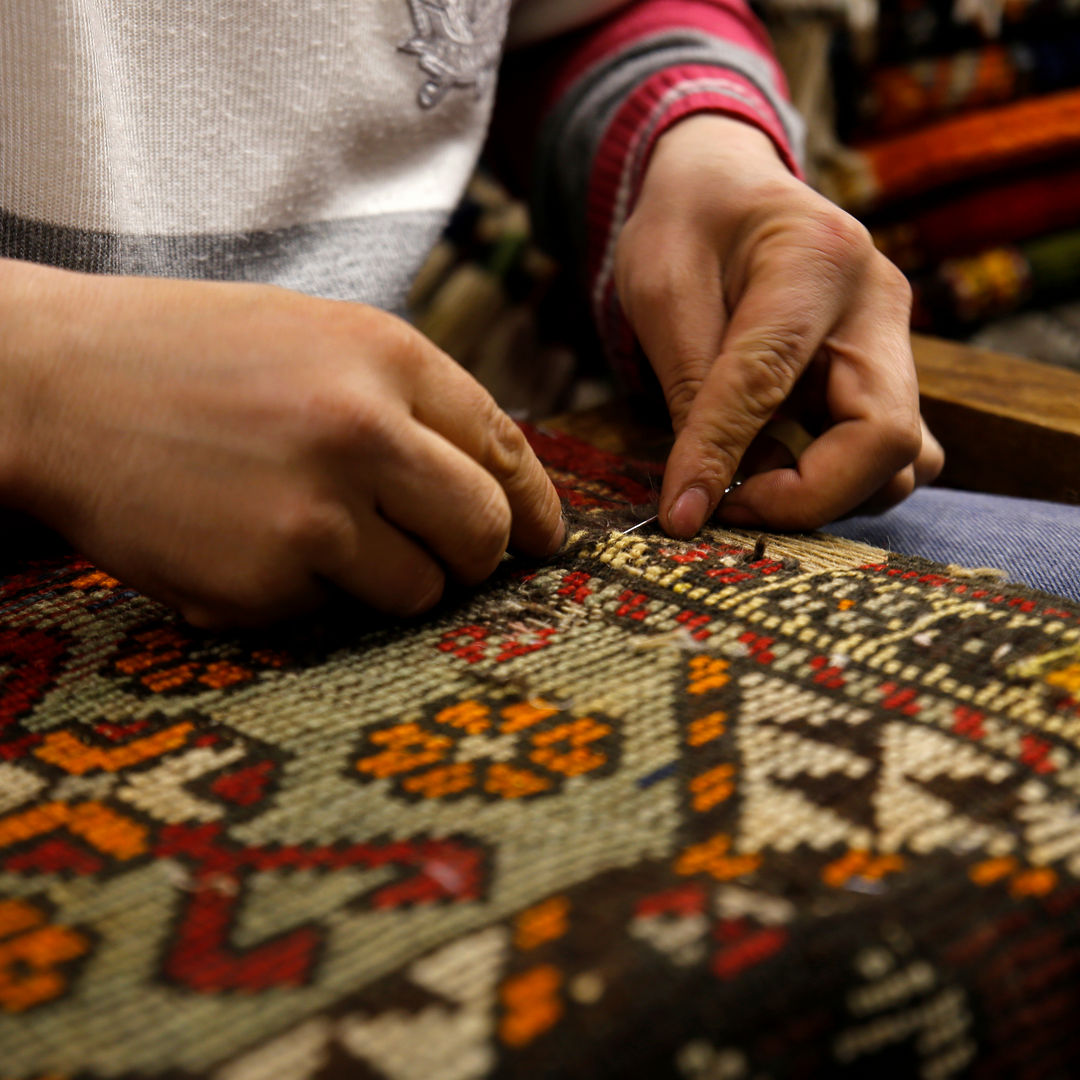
xmin=493 ymin=0 xmax=804 ymax=390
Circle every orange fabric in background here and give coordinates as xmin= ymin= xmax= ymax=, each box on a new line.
xmin=864 ymin=45 xmax=1018 ymax=136
xmin=861 ymin=86 xmax=1080 ymax=208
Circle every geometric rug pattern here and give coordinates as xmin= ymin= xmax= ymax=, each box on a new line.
xmin=2 ymin=427 xmax=1080 ymax=1078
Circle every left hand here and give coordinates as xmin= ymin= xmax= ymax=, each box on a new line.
xmin=614 ymin=113 xmax=944 ymax=538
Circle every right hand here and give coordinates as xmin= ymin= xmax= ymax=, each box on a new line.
xmin=0 ymin=260 xmax=564 ymax=628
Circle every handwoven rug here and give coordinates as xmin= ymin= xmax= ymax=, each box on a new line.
xmin=3 ymin=426 xmax=1080 ymax=1079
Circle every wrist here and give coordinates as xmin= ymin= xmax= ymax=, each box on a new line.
xmin=633 ymin=113 xmax=806 ymax=242
xmin=650 ymin=113 xmax=794 ymax=185
xmin=0 ymin=258 xmax=88 ymax=511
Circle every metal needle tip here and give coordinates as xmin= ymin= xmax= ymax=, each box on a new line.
xmin=619 ymin=514 xmax=659 ymax=536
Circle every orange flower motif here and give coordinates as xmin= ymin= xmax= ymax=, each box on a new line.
xmin=355 ymin=723 xmax=452 ymax=779
xmin=969 ymin=856 xmax=1057 ymax=897
xmin=142 ymin=665 xmax=200 ymax=693
xmin=113 ymin=626 xmax=188 ymax=675
xmin=969 ymin=855 xmax=1018 ymax=886
xmin=500 ymin=965 xmax=563 ymax=1047
xmin=514 ymin=896 xmax=570 ymax=950
xmin=485 ymin=763 xmax=553 ymax=799
xmin=0 ymin=899 xmax=92 ymax=1014
xmin=530 ymin=718 xmax=611 ymax=777
xmin=687 ymin=711 xmax=727 ymax=746
xmin=1045 ymin=662 xmax=1080 ymax=694
xmin=689 ymin=764 xmax=736 ymax=811
xmin=354 ymin=696 xmax=618 ymax=801
xmin=822 ymin=849 xmax=905 ymax=889
xmin=500 ymin=700 xmax=559 ymax=733
xmin=687 ymin=656 xmax=730 ymax=695
xmin=35 ymin=723 xmax=193 ymax=775
xmin=197 ymin=662 xmax=253 ymax=690
xmin=0 ymin=802 xmax=147 ymax=860
xmin=401 ymin=762 xmax=475 ymax=798
xmin=1010 ymin=867 xmax=1058 ymax=897
xmin=675 ymin=834 xmax=760 ymax=881
xmin=70 ymin=569 xmax=121 ymax=590
xmin=435 ymin=700 xmax=492 ymax=734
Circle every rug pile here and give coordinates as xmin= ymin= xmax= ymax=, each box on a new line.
xmin=3 ymin=427 xmax=1080 ymax=1078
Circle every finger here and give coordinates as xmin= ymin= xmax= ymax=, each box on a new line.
xmin=914 ymin=417 xmax=945 ymax=487
xmin=716 ymin=408 xmax=919 ymax=530
xmin=851 ymin=463 xmax=917 ymax=516
xmin=717 ymin=280 xmax=920 ymax=530
xmin=174 ymin=572 xmax=328 ymax=630
xmin=315 ymin=506 xmax=447 ymax=616
xmin=615 ymin=225 xmax=726 ymax=434
xmin=829 ymin=419 xmax=940 ymax=518
xmin=89 ymin=535 xmax=331 ymax=630
xmin=397 ymin=338 xmax=565 ymax=558
xmin=659 ymin=250 xmax=852 ymax=538
xmin=374 ymin=421 xmax=514 ymax=586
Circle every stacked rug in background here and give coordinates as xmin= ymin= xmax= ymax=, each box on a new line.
xmin=407 ymin=174 xmax=613 ymax=421
xmin=767 ymin=0 xmax=1080 ymax=369
xmin=5 ymin=427 xmax=1080 ymax=1079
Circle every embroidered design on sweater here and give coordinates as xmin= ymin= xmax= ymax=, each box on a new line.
xmin=400 ymin=0 xmax=506 ymax=107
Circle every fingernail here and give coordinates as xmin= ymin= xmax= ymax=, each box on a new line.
xmin=669 ymin=486 xmax=711 ymax=538
xmin=717 ymin=503 xmax=765 ymax=528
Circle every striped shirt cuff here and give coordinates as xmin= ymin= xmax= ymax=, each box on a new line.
xmin=587 ymin=64 xmax=803 ymax=390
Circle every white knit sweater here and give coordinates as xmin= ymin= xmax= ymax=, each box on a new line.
xmin=0 ymin=0 xmax=622 ymax=309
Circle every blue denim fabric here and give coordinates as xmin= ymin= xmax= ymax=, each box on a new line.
xmin=821 ymin=488 xmax=1080 ymax=603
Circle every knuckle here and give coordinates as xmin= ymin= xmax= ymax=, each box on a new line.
xmin=919 ymin=434 xmax=946 ymax=484
xmin=625 ymin=260 xmax=693 ymax=318
xmin=736 ymin=330 xmax=806 ymax=418
xmin=181 ymin=605 xmax=233 ymax=632
xmin=478 ymin=405 xmax=529 ymax=483
xmin=821 ymin=206 xmax=873 ymax=253
xmin=389 ymin=565 xmax=445 ymax=617
xmin=876 ymin=412 xmax=923 ymax=470
xmin=458 ymin=484 xmax=512 ymax=582
xmin=802 ymin=206 xmax=875 ymax=277
xmin=273 ymin=499 xmax=350 ymax=556
xmin=664 ymin=371 xmax=703 ymax=422
xmin=306 ymin=392 xmax=397 ymax=459
xmin=681 ymin=422 xmax=746 ymax=488
xmin=878 ymin=258 xmax=914 ymax=311
xmin=211 ymin=574 xmax=311 ymax=628
xmin=892 ymin=467 xmax=917 ymax=502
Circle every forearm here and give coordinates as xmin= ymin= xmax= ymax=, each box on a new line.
xmin=0 ymin=257 xmax=79 ymax=513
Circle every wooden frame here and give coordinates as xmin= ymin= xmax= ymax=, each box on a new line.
xmin=913 ymin=333 xmax=1080 ymax=505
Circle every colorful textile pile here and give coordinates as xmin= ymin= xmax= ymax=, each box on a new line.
xmin=407 ymin=173 xmax=616 ymax=421
xmin=5 ymin=426 xmax=1080 ymax=1079
xmin=853 ymin=32 xmax=1080 ymax=137
xmin=910 ymin=225 xmax=1080 ymax=330
xmin=783 ymin=0 xmax=1080 ymax=361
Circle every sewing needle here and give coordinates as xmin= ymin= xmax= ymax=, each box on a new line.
xmin=619 ymin=514 xmax=659 ymax=536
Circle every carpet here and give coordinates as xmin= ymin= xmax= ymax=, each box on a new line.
xmin=4 ymin=426 xmax=1080 ymax=1079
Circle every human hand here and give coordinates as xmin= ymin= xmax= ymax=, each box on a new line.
xmin=614 ymin=113 xmax=944 ymax=538
xmin=0 ymin=261 xmax=564 ymax=627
